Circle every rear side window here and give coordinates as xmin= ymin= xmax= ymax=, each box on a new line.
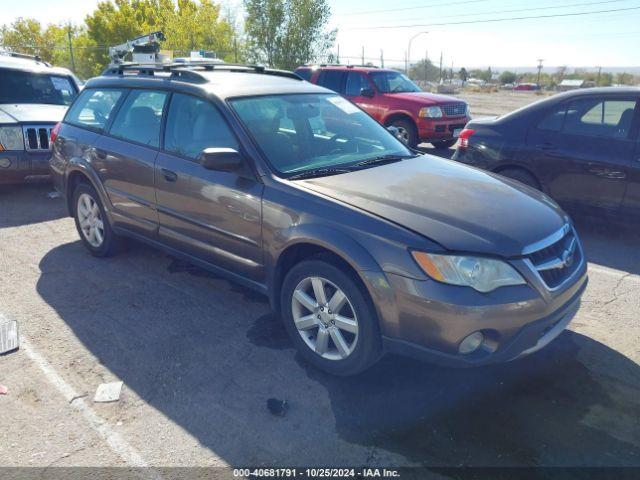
xmin=109 ymin=90 xmax=167 ymax=148
xmin=537 ymin=105 xmax=567 ymax=132
xmin=345 ymin=72 xmax=369 ymax=97
xmin=563 ymin=98 xmax=637 ymax=139
xmin=164 ymin=93 xmax=238 ymax=159
xmin=295 ymin=68 xmax=313 ymax=81
xmin=317 ymin=70 xmax=346 ymax=93
xmin=65 ymin=89 xmax=123 ymax=131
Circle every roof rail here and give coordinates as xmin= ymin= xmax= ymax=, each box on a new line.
xmin=102 ymin=62 xmax=302 ymax=82
xmin=0 ymin=49 xmax=50 ymax=66
xmin=302 ymin=64 xmax=379 ymax=69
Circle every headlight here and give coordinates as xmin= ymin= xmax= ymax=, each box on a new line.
xmin=411 ymin=251 xmax=525 ymax=293
xmin=419 ymin=106 xmax=443 ymax=118
xmin=0 ymin=126 xmax=24 ymax=151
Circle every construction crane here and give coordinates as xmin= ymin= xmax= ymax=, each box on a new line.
xmin=108 ymin=31 xmax=166 ymax=66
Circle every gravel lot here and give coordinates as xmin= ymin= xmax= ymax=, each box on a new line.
xmin=1 ymin=179 xmax=639 ymax=475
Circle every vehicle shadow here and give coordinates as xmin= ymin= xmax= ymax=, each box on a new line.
xmin=36 ymin=241 xmax=640 ymax=467
xmin=572 ymin=215 xmax=640 ymax=275
xmin=0 ymin=182 xmax=66 ymax=228
xmin=416 ymin=144 xmax=455 ymax=160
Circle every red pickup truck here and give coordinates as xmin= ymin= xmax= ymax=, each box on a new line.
xmin=295 ymin=65 xmax=470 ymax=149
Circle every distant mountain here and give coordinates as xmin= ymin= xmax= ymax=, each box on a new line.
xmin=489 ymin=66 xmax=640 ymax=75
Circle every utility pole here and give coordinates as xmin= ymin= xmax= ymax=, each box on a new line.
xmin=439 ymin=52 xmax=443 ymax=83
xmin=361 ymin=46 xmax=364 ymax=66
xmin=407 ymin=31 xmax=428 ymax=75
xmin=404 ymin=51 xmax=408 ymax=74
xmin=424 ymin=50 xmax=428 ymax=82
xmin=596 ymin=66 xmax=602 ymax=85
xmin=233 ymin=37 xmax=238 ymax=63
xmin=380 ymin=49 xmax=384 ymax=68
xmin=536 ymin=58 xmax=544 ymax=87
xmin=67 ymin=23 xmax=76 ymax=72
xmin=337 ymin=44 xmax=340 ymax=64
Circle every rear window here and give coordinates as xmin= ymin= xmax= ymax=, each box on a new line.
xmin=64 ymin=89 xmax=123 ymax=131
xmin=316 ymin=70 xmax=346 ymax=94
xmin=0 ymin=69 xmax=78 ymax=105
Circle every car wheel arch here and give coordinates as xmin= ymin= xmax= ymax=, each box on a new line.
xmin=383 ymin=112 xmax=416 ymax=129
xmin=269 ymin=231 xmax=384 ymax=314
xmin=65 ymin=161 xmax=112 ymax=218
xmin=493 ymin=164 xmax=542 ymax=190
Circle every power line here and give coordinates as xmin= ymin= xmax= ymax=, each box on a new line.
xmin=366 ymin=0 xmax=632 ymax=23
xmin=350 ymin=5 xmax=640 ymax=30
xmin=340 ymin=0 xmax=488 ymax=16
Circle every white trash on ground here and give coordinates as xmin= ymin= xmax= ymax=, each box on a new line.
xmin=94 ymin=381 xmax=124 ymax=403
xmin=0 ymin=318 xmax=19 ymax=354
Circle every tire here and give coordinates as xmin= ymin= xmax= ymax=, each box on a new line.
xmin=497 ymin=168 xmax=541 ymax=191
xmin=389 ymin=118 xmax=419 ymax=149
xmin=431 ymin=139 xmax=458 ymax=150
xmin=72 ymin=182 xmax=119 ymax=257
xmin=281 ymin=259 xmax=382 ymax=376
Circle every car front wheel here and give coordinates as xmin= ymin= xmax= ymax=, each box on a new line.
xmin=73 ymin=182 xmax=119 ymax=257
xmin=281 ymin=259 xmax=382 ymax=376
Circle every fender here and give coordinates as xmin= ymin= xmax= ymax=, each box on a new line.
xmin=64 ymin=158 xmax=114 ymax=223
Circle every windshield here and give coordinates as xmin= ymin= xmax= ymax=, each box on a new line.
xmin=230 ymin=93 xmax=413 ymax=176
xmin=0 ymin=69 xmax=78 ymax=105
xmin=370 ymin=71 xmax=421 ymax=94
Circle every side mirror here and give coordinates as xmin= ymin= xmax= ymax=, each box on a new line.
xmin=197 ymin=148 xmax=243 ymax=172
xmin=360 ymin=88 xmax=375 ymax=98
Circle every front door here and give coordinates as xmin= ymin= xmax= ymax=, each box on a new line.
xmin=527 ymin=96 xmax=637 ymax=214
xmin=154 ymin=93 xmax=264 ymax=282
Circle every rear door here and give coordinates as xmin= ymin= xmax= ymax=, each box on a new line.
xmin=94 ymin=89 xmax=168 ymax=236
xmin=154 ymin=93 xmax=264 ymax=282
xmin=527 ymin=96 xmax=637 ymax=214
xmin=316 ymin=69 xmax=346 ymax=96
xmin=344 ymin=71 xmax=380 ymax=120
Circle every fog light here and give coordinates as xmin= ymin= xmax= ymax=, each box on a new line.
xmin=459 ymin=331 xmax=484 ymax=355
xmin=0 ymin=157 xmax=11 ymax=168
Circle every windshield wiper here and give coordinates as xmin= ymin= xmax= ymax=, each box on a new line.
xmin=287 ymin=167 xmax=352 ymax=180
xmin=350 ymin=154 xmax=417 ymax=169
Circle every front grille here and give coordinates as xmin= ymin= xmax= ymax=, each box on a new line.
xmin=526 ymin=228 xmax=582 ymax=289
xmin=441 ymin=103 xmax=467 ymax=117
xmin=23 ymin=125 xmax=53 ymax=151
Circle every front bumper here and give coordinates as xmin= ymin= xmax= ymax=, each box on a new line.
xmin=0 ymin=150 xmax=52 ymax=184
xmin=417 ymin=116 xmax=470 ymax=142
xmin=380 ymin=265 xmax=588 ymax=368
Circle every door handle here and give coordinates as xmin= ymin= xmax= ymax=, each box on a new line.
xmin=93 ymin=147 xmax=107 ymax=160
xmin=161 ymin=168 xmax=178 ymax=182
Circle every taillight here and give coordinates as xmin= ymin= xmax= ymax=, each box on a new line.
xmin=50 ymin=122 xmax=61 ymax=143
xmin=458 ymin=128 xmax=476 ymax=149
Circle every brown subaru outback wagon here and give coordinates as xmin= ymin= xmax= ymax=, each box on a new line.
xmin=49 ymin=63 xmax=587 ymax=376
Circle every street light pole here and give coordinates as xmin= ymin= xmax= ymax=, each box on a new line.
xmin=407 ymin=31 xmax=428 ymax=75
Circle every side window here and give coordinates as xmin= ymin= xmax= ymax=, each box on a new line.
xmin=345 ymin=72 xmax=368 ymax=97
xmin=563 ymin=98 xmax=637 ymax=139
xmin=537 ymin=105 xmax=567 ymax=132
xmin=64 ymin=89 xmax=123 ymax=131
xmin=109 ymin=90 xmax=167 ymax=148
xmin=317 ymin=70 xmax=346 ymax=94
xmin=295 ymin=68 xmax=313 ymax=81
xmin=164 ymin=93 xmax=239 ymax=159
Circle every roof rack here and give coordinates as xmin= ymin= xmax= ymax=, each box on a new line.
xmin=102 ymin=62 xmax=302 ymax=82
xmin=302 ymin=64 xmax=379 ymax=69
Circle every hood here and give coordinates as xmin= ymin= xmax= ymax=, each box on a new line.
xmin=298 ymin=156 xmax=568 ymax=257
xmin=0 ymin=104 xmax=67 ymax=124
xmin=384 ymin=91 xmax=462 ymax=106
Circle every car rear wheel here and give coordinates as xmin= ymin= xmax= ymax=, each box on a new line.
xmin=389 ymin=119 xmax=418 ymax=149
xmin=73 ymin=182 xmax=119 ymax=257
xmin=431 ymin=139 xmax=457 ymax=150
xmin=281 ymin=260 xmax=382 ymax=376
xmin=497 ymin=168 xmax=541 ymax=191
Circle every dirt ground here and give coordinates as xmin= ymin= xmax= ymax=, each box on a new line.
xmin=456 ymin=90 xmax=552 ymax=118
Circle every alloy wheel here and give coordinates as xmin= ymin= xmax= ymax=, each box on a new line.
xmin=291 ymin=276 xmax=359 ymax=360
xmin=77 ymin=193 xmax=105 ymax=248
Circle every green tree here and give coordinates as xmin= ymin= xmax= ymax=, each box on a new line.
xmin=616 ymin=72 xmax=635 ymax=85
xmin=408 ymin=58 xmax=439 ymax=82
xmin=244 ymin=0 xmax=335 ymax=70
xmin=499 ymin=70 xmax=517 ymax=85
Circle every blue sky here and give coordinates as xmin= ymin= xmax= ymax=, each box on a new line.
xmin=2 ymin=0 xmax=639 ymax=69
